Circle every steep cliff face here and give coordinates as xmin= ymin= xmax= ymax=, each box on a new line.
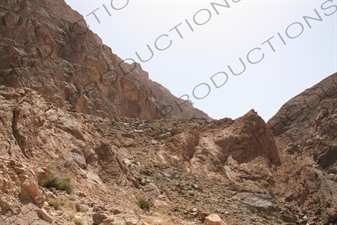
xmin=268 ymin=73 xmax=337 ymax=170
xmin=268 ymin=73 xmax=337 ymax=138
xmin=0 ymin=0 xmax=208 ymax=120
xmin=268 ymin=72 xmax=337 ymax=225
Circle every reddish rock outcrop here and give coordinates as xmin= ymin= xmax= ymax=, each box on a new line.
xmin=159 ymin=109 xmax=280 ymax=190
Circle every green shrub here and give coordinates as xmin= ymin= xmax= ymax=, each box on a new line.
xmin=137 ymin=199 xmax=150 ymax=211
xmin=40 ymin=173 xmax=73 ymax=194
xmin=269 ymin=190 xmax=275 ymax=199
xmin=260 ymin=210 xmax=272 ymax=218
xmin=312 ymin=198 xmax=322 ymax=208
xmin=312 ymin=198 xmax=319 ymax=205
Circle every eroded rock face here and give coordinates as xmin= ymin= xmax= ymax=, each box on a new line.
xmin=159 ymin=109 xmax=280 ymax=190
xmin=209 ymin=110 xmax=280 ymax=165
xmin=0 ymin=0 xmax=208 ymax=120
xmin=268 ymin=73 xmax=337 ymax=187
xmin=0 ymin=86 xmax=137 ymax=223
xmin=1 ymin=76 xmax=337 ymax=224
xmin=268 ymin=73 xmax=337 ymax=139
xmin=1 ymin=1 xmax=337 ymax=225
xmin=268 ymin=72 xmax=337 ymax=225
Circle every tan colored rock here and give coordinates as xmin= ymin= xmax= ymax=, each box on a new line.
xmin=153 ymin=199 xmax=168 ymax=208
xmin=37 ymin=208 xmax=53 ymax=223
xmin=75 ymin=203 xmax=88 ymax=212
xmin=19 ymin=178 xmax=46 ymax=206
xmin=13 ymin=166 xmax=25 ymax=174
xmin=160 ymin=127 xmax=199 ymax=163
xmin=43 ymin=201 xmax=51 ymax=213
xmin=204 ymin=214 xmax=226 ymax=225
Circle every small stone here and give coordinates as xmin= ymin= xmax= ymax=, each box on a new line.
xmin=102 ymin=215 xmax=114 ymax=224
xmin=134 ymin=129 xmax=145 ymax=133
xmin=43 ymin=201 xmax=51 ymax=213
xmin=46 ymin=191 xmax=56 ymax=199
xmin=37 ymin=208 xmax=53 ymax=223
xmin=191 ymin=211 xmax=198 ymax=217
xmin=192 ymin=184 xmax=199 ymax=189
xmin=140 ymin=179 xmax=147 ymax=186
xmin=162 ymin=172 xmax=171 ymax=178
xmin=156 ymin=132 xmax=171 ymax=140
xmin=78 ymin=191 xmax=87 ymax=197
xmin=157 ymin=195 xmax=167 ymax=201
xmin=198 ymin=211 xmax=210 ymax=222
xmin=14 ymin=167 xmax=25 ymax=174
xmin=204 ymin=214 xmax=226 ymax=225
xmin=113 ymin=209 xmax=122 ymax=215
xmin=280 ymin=212 xmax=296 ymax=223
xmin=42 ymin=167 xmax=51 ymax=173
xmin=93 ymin=211 xmax=109 ymax=225
xmin=75 ymin=203 xmax=88 ymax=212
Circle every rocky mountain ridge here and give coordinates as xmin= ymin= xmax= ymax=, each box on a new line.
xmin=0 ymin=0 xmax=208 ymax=120
xmin=0 ymin=0 xmax=337 ymax=225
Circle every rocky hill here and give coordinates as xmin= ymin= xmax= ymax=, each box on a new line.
xmin=0 ymin=0 xmax=208 ymax=119
xmin=267 ymin=73 xmax=337 ymax=224
xmin=1 ymin=0 xmax=337 ymax=225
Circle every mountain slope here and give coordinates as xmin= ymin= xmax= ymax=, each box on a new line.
xmin=0 ymin=0 xmax=208 ymax=120
xmin=1 ymin=0 xmax=337 ymax=225
xmin=268 ymin=72 xmax=337 ymax=224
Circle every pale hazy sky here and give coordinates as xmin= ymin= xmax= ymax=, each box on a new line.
xmin=65 ymin=0 xmax=337 ymax=121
